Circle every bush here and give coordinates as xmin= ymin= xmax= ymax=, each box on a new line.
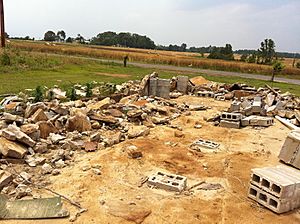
xmin=68 ymin=87 xmax=77 ymax=101
xmin=296 ymin=62 xmax=300 ymax=69
xmin=86 ymin=83 xmax=93 ymax=97
xmin=0 ymin=51 xmax=11 ymax=66
xmin=33 ymin=86 xmax=44 ymax=103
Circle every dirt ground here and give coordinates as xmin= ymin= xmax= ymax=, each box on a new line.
xmin=3 ymin=96 xmax=300 ymax=224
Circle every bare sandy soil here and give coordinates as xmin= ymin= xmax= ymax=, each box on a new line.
xmin=3 ymin=96 xmax=300 ymax=224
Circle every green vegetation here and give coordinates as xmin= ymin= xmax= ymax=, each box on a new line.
xmin=33 ymin=86 xmax=44 ymax=102
xmin=207 ymin=44 xmax=234 ymax=61
xmin=90 ymin=31 xmax=156 ymax=49
xmin=0 ymin=49 xmax=299 ymax=97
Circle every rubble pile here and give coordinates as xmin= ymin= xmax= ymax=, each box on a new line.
xmin=0 ymin=72 xmax=300 ymax=220
xmin=0 ymin=75 xmax=210 ymax=201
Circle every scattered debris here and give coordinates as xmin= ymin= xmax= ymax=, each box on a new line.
xmin=190 ymin=139 xmax=220 ymax=151
xmin=0 ymin=195 xmax=69 ymax=219
xmin=147 ymin=171 xmax=187 ymax=192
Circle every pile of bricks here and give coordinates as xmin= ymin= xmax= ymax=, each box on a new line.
xmin=248 ymin=130 xmax=300 ymax=214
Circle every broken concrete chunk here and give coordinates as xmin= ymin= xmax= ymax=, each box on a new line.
xmin=30 ymin=108 xmax=48 ymax=123
xmin=0 ymin=137 xmax=27 ymax=159
xmin=25 ymin=102 xmax=47 ymax=118
xmin=128 ymin=126 xmax=150 ymax=139
xmin=66 ymin=114 xmax=92 ymax=132
xmin=3 ymin=125 xmax=36 ymax=147
xmin=38 ymin=121 xmax=59 ymax=139
xmin=0 ymin=170 xmax=13 ymax=190
xmin=87 ymin=97 xmax=113 ymax=111
xmin=3 ymin=113 xmax=24 ymax=125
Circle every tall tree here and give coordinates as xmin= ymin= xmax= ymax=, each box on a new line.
xmin=44 ymin=31 xmax=56 ymax=42
xmin=258 ymin=39 xmax=276 ymax=64
xmin=57 ymin=30 xmax=66 ymax=42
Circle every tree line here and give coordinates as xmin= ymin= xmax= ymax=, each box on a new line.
xmin=5 ymin=30 xmax=300 ymax=67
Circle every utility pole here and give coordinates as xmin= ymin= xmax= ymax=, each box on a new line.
xmin=0 ymin=0 xmax=5 ymax=48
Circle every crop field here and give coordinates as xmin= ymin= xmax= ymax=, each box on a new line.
xmin=8 ymin=40 xmax=300 ymax=79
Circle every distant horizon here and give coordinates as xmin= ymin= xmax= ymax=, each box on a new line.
xmin=5 ymin=0 xmax=300 ymax=53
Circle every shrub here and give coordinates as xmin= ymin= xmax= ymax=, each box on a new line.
xmin=0 ymin=51 xmax=11 ymax=66
xmin=33 ymin=86 xmax=44 ymax=103
xmin=68 ymin=87 xmax=77 ymax=101
xmin=296 ymin=62 xmax=300 ymax=69
xmin=86 ymin=83 xmax=93 ymax=97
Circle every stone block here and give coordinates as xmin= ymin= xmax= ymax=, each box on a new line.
xmin=241 ymin=116 xmax=274 ymax=127
xmin=221 ymin=112 xmax=242 ymax=122
xmin=248 ymin=184 xmax=298 ymax=214
xmin=196 ymin=91 xmax=215 ymax=98
xmin=230 ymin=101 xmax=241 ymax=112
xmin=250 ymin=166 xmax=300 ymax=199
xmin=176 ymin=76 xmax=189 ymax=94
xmin=220 ymin=120 xmax=240 ymax=129
xmin=278 ymin=131 xmax=300 ymax=169
xmin=147 ymin=171 xmax=187 ymax=192
xmin=190 ymin=139 xmax=220 ymax=151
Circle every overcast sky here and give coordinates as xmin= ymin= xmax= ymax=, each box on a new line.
xmin=5 ymin=0 xmax=300 ymax=52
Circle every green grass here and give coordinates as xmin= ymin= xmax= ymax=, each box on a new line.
xmin=0 ymin=49 xmax=299 ymax=96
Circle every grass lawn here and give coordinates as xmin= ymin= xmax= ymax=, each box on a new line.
xmin=0 ymin=54 xmax=300 ymax=96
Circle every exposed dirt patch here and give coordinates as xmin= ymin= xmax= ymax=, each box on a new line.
xmin=95 ymin=72 xmax=131 ymax=78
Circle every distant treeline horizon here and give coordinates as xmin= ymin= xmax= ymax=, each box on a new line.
xmin=7 ymin=31 xmax=300 ymax=59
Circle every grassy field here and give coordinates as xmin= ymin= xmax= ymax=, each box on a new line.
xmin=0 ymin=49 xmax=299 ymax=97
xmin=8 ymin=40 xmax=300 ymax=79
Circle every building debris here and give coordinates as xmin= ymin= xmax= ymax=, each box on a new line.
xmin=0 ymin=195 xmax=69 ymax=219
xmin=147 ymin=171 xmax=187 ymax=192
xmin=190 ymin=139 xmax=220 ymax=151
xmin=248 ymin=165 xmax=300 ymax=214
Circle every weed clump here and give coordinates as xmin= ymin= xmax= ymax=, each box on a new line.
xmin=33 ymin=86 xmax=44 ymax=103
xmin=0 ymin=51 xmax=11 ymax=66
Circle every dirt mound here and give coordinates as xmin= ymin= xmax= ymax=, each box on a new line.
xmin=190 ymin=76 xmax=209 ymax=86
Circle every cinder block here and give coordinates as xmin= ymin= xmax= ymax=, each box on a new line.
xmin=196 ymin=91 xmax=215 ymax=98
xmin=278 ymin=131 xmax=300 ymax=169
xmin=250 ymin=166 xmax=300 ymax=199
xmin=176 ymin=76 xmax=189 ymax=93
xmin=230 ymin=101 xmax=241 ymax=112
xmin=190 ymin=139 xmax=220 ymax=151
xmin=241 ymin=116 xmax=274 ymax=127
xmin=221 ymin=112 xmax=242 ymax=122
xmin=147 ymin=171 xmax=187 ymax=192
xmin=248 ymin=184 xmax=298 ymax=214
xmin=252 ymin=97 xmax=262 ymax=114
xmin=220 ymin=120 xmax=240 ymax=129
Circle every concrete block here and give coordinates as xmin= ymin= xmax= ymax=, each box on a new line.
xmin=230 ymin=101 xmax=241 ymax=112
xmin=250 ymin=166 xmax=300 ymax=199
xmin=176 ymin=76 xmax=189 ymax=94
xmin=278 ymin=131 xmax=300 ymax=169
xmin=190 ymin=139 xmax=220 ymax=151
xmin=252 ymin=97 xmax=262 ymax=114
xmin=221 ymin=112 xmax=242 ymax=122
xmin=248 ymin=184 xmax=297 ymax=214
xmin=241 ymin=116 xmax=274 ymax=127
xmin=220 ymin=120 xmax=240 ymax=129
xmin=215 ymin=94 xmax=225 ymax=101
xmin=196 ymin=91 xmax=215 ymax=98
xmin=241 ymin=117 xmax=251 ymax=127
xmin=147 ymin=171 xmax=187 ymax=192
